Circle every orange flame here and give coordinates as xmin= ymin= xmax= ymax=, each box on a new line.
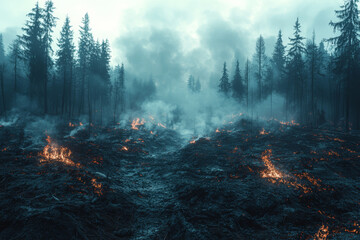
xmin=261 ymin=150 xmax=284 ymax=179
xmin=260 ymin=149 xmax=311 ymax=193
xmin=91 ymin=178 xmax=103 ymax=196
xmin=131 ymin=118 xmax=145 ymax=130
xmin=259 ymin=128 xmax=269 ymax=135
xmin=39 ymin=135 xmax=78 ymax=167
xmin=314 ymin=225 xmax=329 ymax=240
xmin=279 ymin=120 xmax=300 ymax=126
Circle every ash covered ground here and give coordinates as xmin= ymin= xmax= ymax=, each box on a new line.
xmin=0 ymin=116 xmax=360 ymax=240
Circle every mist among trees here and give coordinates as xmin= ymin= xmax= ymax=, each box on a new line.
xmin=0 ymin=0 xmax=359 ymax=131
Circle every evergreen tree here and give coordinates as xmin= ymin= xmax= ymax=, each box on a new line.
xmin=57 ymin=16 xmax=75 ymax=116
xmin=255 ymin=35 xmax=266 ymax=101
xmin=329 ymin=0 xmax=360 ymax=130
xmin=232 ymin=60 xmax=244 ymax=101
xmin=99 ymin=39 xmax=111 ymax=123
xmin=78 ymin=13 xmax=93 ymax=115
xmin=0 ymin=64 xmax=5 ymax=116
xmin=42 ymin=0 xmax=57 ymax=113
xmin=88 ymin=39 xmax=101 ymax=123
xmin=113 ymin=63 xmax=125 ymax=122
xmin=9 ymin=37 xmax=22 ymax=93
xmin=0 ymin=34 xmax=4 ymax=64
xmin=273 ymin=30 xmax=286 ymax=73
xmin=219 ymin=62 xmax=231 ymax=96
xmin=0 ymin=35 xmax=5 ymax=116
xmin=100 ymin=40 xmax=111 ymax=85
xmin=119 ymin=63 xmax=125 ymax=114
xmin=244 ymin=59 xmax=250 ymax=110
xmin=21 ymin=2 xmax=45 ymax=104
xmin=306 ymin=31 xmax=319 ymax=125
xmin=287 ymin=18 xmax=306 ymax=120
xmin=272 ymin=30 xmax=286 ymax=94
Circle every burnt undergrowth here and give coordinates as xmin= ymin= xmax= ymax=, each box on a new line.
xmin=0 ymin=118 xmax=359 ymax=239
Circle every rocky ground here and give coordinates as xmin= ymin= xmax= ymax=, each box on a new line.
xmin=0 ymin=117 xmax=359 ymax=239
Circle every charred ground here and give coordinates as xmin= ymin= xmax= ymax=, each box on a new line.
xmin=0 ymin=118 xmax=360 ymax=239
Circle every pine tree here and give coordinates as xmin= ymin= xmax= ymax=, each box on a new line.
xmin=9 ymin=37 xmax=23 ymax=93
xmin=21 ymin=2 xmax=45 ymax=104
xmin=119 ymin=64 xmax=125 ymax=114
xmin=0 ymin=35 xmax=5 ymax=116
xmin=219 ymin=62 xmax=231 ymax=96
xmin=0 ymin=64 xmax=5 ymax=116
xmin=272 ymin=30 xmax=286 ymax=94
xmin=329 ymin=0 xmax=360 ymax=130
xmin=100 ymin=40 xmax=111 ymax=85
xmin=244 ymin=59 xmax=250 ymax=110
xmin=42 ymin=0 xmax=57 ymax=113
xmin=255 ymin=35 xmax=266 ymax=101
xmin=57 ymin=16 xmax=74 ymax=116
xmin=273 ymin=30 xmax=286 ymax=73
xmin=99 ymin=39 xmax=111 ymax=123
xmin=232 ymin=60 xmax=244 ymax=101
xmin=287 ymin=18 xmax=306 ymax=120
xmin=78 ymin=13 xmax=93 ymax=115
xmin=306 ymin=31 xmax=319 ymax=125
xmin=88 ymin=39 xmax=101 ymax=123
xmin=113 ymin=63 xmax=125 ymax=122
xmin=0 ymin=34 xmax=4 ymax=64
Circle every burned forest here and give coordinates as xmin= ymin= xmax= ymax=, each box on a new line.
xmin=0 ymin=0 xmax=360 ymax=239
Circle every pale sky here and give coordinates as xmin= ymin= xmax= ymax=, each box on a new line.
xmin=0 ymin=0 xmax=343 ymax=85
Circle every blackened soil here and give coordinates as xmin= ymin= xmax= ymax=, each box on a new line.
xmin=0 ymin=119 xmax=359 ymax=239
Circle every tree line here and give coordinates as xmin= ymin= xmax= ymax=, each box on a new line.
xmin=217 ymin=0 xmax=360 ymax=131
xmin=0 ymin=1 xmax=125 ymax=124
xmin=0 ymin=0 xmax=359 ymax=131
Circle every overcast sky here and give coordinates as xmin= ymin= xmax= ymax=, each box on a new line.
xmin=0 ymin=0 xmax=344 ymax=86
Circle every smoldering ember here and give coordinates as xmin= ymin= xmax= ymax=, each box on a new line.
xmin=0 ymin=0 xmax=360 ymax=239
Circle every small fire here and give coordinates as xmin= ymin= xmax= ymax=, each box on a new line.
xmin=69 ymin=122 xmax=75 ymax=127
xmin=91 ymin=178 xmax=103 ymax=196
xmin=260 ymin=149 xmax=311 ymax=193
xmin=261 ymin=149 xmax=284 ymax=179
xmin=279 ymin=120 xmax=300 ymax=126
xmin=121 ymin=146 xmax=129 ymax=151
xmin=131 ymin=118 xmax=145 ymax=130
xmin=259 ymin=128 xmax=269 ymax=135
xmin=79 ymin=122 xmax=83 ymax=126
xmin=314 ymin=225 xmax=329 ymax=240
xmin=190 ymin=140 xmax=196 ymax=144
xmin=216 ymin=129 xmax=220 ymax=133
xmin=328 ymin=150 xmax=340 ymax=157
xmin=333 ymin=138 xmax=345 ymax=143
xmin=296 ymin=172 xmax=322 ymax=188
xmin=39 ymin=135 xmax=77 ymax=167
